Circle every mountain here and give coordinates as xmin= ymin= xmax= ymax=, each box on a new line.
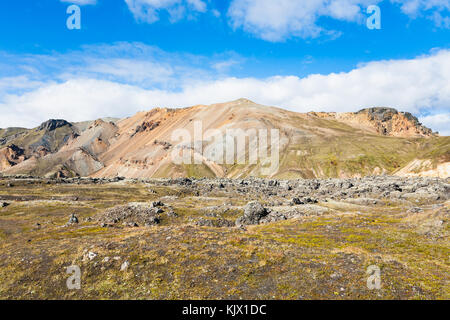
xmin=0 ymin=99 xmax=448 ymax=178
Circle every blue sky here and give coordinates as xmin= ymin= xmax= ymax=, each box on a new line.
xmin=0 ymin=0 xmax=449 ymax=134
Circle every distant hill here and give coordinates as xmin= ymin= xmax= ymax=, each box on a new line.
xmin=1 ymin=99 xmax=448 ymax=178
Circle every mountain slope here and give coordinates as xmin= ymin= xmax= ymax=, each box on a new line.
xmin=0 ymin=120 xmax=76 ymax=156
xmin=1 ymin=99 xmax=448 ymax=178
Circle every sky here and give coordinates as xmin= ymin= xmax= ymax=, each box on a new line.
xmin=0 ymin=0 xmax=449 ymax=134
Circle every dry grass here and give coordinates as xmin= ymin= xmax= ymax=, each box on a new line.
xmin=0 ymin=178 xmax=448 ymax=300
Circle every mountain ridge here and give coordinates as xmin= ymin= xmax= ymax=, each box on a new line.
xmin=0 ymin=99 xmax=448 ymax=179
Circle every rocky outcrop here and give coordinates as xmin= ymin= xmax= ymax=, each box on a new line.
xmin=356 ymin=107 xmax=433 ymax=137
xmin=136 ymin=120 xmax=161 ymax=133
xmin=34 ymin=146 xmax=50 ymax=158
xmin=96 ymin=203 xmax=165 ymax=227
xmin=36 ymin=119 xmax=72 ymax=132
xmin=236 ymin=201 xmax=269 ymax=226
xmin=0 ymin=145 xmax=26 ymax=171
xmin=0 ymin=119 xmax=77 ymax=172
xmin=310 ymin=107 xmax=435 ymax=137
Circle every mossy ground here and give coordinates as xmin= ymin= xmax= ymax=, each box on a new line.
xmin=0 ymin=178 xmax=448 ymax=300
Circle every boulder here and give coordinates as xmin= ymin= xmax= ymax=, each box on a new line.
xmin=152 ymin=201 xmax=164 ymax=207
xmin=68 ymin=213 xmax=79 ymax=224
xmin=236 ymin=201 xmax=268 ymax=226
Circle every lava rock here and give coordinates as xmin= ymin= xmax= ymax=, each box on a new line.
xmin=292 ymin=197 xmax=318 ymax=205
xmin=152 ymin=201 xmax=164 ymax=207
xmin=166 ymin=210 xmax=178 ymax=217
xmin=236 ymin=201 xmax=268 ymax=226
xmin=145 ymin=216 xmax=160 ymax=226
xmin=408 ymin=207 xmax=423 ymax=213
xmin=196 ymin=217 xmax=235 ymax=228
xmin=68 ymin=213 xmax=79 ymax=224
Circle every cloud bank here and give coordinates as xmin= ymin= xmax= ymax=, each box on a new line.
xmin=0 ymin=44 xmax=449 ymax=134
xmin=228 ymin=0 xmax=450 ymax=41
xmin=118 ymin=0 xmax=450 ymax=41
xmin=59 ymin=1 xmax=450 ymax=41
xmin=124 ymin=0 xmax=207 ymax=23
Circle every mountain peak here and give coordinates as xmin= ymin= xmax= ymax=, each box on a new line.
xmin=37 ymin=119 xmax=72 ymax=132
xmin=357 ymin=107 xmax=399 ymax=120
xmin=232 ymin=98 xmax=256 ymax=105
xmin=354 ymin=107 xmax=433 ymax=137
xmin=1 ymin=100 xmax=447 ymax=179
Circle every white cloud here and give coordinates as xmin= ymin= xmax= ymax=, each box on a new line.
xmin=187 ymin=0 xmax=207 ymax=12
xmin=0 ymin=79 xmax=150 ymax=128
xmin=0 ymin=47 xmax=449 ymax=135
xmin=392 ymin=0 xmax=450 ymax=16
xmin=83 ymin=58 xmax=175 ymax=85
xmin=60 ymin=0 xmax=97 ymax=5
xmin=0 ymin=76 xmax=45 ymax=96
xmin=430 ymin=11 xmax=450 ymax=28
xmin=125 ymin=0 xmax=207 ymax=23
xmin=227 ymin=0 xmax=450 ymax=41
xmin=120 ymin=0 xmax=450 ymax=40
xmin=420 ymin=113 xmax=450 ymax=135
xmin=392 ymin=0 xmax=450 ymax=29
xmin=227 ymin=0 xmax=378 ymax=41
xmin=212 ymin=60 xmax=241 ymax=73
xmin=0 ymin=42 xmax=239 ymax=90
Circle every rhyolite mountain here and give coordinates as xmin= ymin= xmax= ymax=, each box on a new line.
xmin=0 ymin=99 xmax=448 ymax=178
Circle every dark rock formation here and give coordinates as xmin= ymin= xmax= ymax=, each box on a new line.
xmin=236 ymin=201 xmax=269 ymax=226
xmin=37 ymin=119 xmax=72 ymax=132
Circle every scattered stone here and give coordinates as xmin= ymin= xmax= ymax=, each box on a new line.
xmin=196 ymin=217 xmax=235 ymax=228
xmin=68 ymin=213 xmax=79 ymax=224
xmin=408 ymin=207 xmax=423 ymax=213
xmin=87 ymin=251 xmax=97 ymax=261
xmin=123 ymin=222 xmax=139 ymax=227
xmin=145 ymin=216 xmax=160 ymax=226
xmin=238 ymin=225 xmax=247 ymax=231
xmin=236 ymin=201 xmax=268 ymax=226
xmin=152 ymin=201 xmax=164 ymax=207
xmin=304 ymin=197 xmax=318 ymax=204
xmin=120 ymin=261 xmax=130 ymax=271
xmin=166 ymin=210 xmax=178 ymax=217
xmin=260 ymin=211 xmax=287 ymax=223
xmin=96 ymin=204 xmax=162 ymax=227
xmin=292 ymin=197 xmax=318 ymax=205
